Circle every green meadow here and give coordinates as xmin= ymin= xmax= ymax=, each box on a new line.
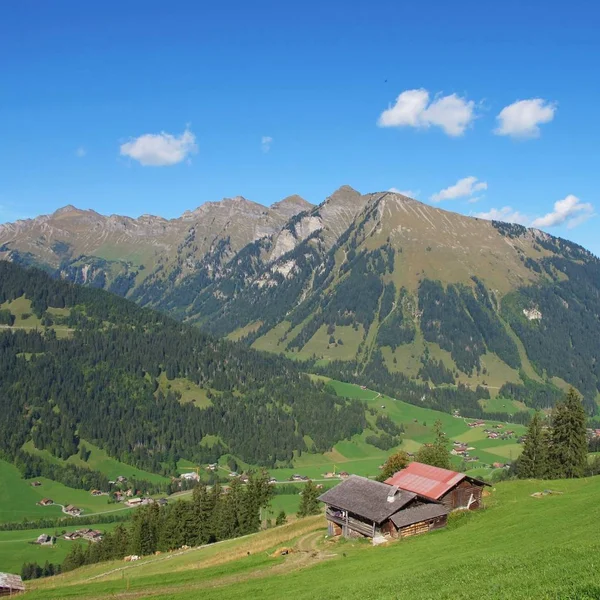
xmin=0 ymin=459 xmax=129 ymax=523
xmin=269 ymin=379 xmax=527 ymax=482
xmin=23 ymin=476 xmax=600 ymax=600
xmin=22 ymin=440 xmax=169 ymax=484
xmin=1 ymin=377 xmax=528 ymax=576
xmin=0 ymin=523 xmax=123 ymax=575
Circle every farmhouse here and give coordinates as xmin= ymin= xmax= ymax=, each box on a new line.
xmin=0 ymin=572 xmax=25 ymax=596
xmin=82 ymin=529 xmax=103 ymax=542
xmin=35 ymin=534 xmax=54 ymax=545
xmin=39 ymin=498 xmax=53 ymax=506
xmin=64 ymin=504 xmax=82 ymax=516
xmin=385 ymin=462 xmax=489 ymax=511
xmin=318 ymin=475 xmax=431 ymax=541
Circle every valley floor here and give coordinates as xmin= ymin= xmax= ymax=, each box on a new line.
xmin=23 ymin=476 xmax=600 ymax=599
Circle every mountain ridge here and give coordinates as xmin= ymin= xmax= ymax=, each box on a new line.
xmin=1 ymin=186 xmax=599 ymax=413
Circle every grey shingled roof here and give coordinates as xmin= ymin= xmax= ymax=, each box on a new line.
xmin=389 ymin=503 xmax=449 ymax=528
xmin=318 ymin=475 xmax=416 ymax=523
xmin=0 ymin=572 xmax=25 ymax=591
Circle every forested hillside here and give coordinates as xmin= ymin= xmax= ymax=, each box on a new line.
xmin=0 ymin=262 xmax=366 ymax=480
xmin=2 ymin=187 xmax=600 ymax=417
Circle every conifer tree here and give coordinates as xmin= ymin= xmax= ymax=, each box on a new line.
xmin=516 ymin=411 xmax=548 ymax=479
xmin=240 ymin=470 xmax=274 ymax=534
xmin=191 ymin=484 xmax=214 ymax=545
xmin=214 ymin=478 xmax=243 ymax=540
xmin=549 ymin=388 xmax=587 ymax=479
xmin=297 ymin=480 xmax=321 ymax=517
xmin=275 ymin=510 xmax=287 ymax=526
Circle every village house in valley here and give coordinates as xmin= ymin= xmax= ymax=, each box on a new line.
xmin=64 ymin=504 xmax=82 ymax=517
xmin=318 ymin=475 xmax=449 ymax=543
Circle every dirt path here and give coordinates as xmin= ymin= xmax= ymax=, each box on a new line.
xmin=66 ymin=528 xmax=334 ymax=599
xmin=295 ymin=531 xmax=324 ymax=552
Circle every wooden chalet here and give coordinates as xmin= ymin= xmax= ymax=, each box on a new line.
xmin=64 ymin=504 xmax=82 ymax=516
xmin=318 ymin=475 xmax=446 ymax=541
xmin=0 ymin=573 xmax=25 ymax=596
xmin=385 ymin=462 xmax=489 ymax=511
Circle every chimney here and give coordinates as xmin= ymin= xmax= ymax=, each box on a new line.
xmin=387 ymin=485 xmax=399 ymax=503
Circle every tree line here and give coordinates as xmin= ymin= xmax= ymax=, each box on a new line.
xmin=60 ymin=471 xmax=275 ymax=572
xmin=516 ymin=389 xmax=590 ymax=479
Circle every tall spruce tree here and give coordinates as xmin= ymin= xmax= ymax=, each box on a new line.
xmin=297 ymin=480 xmax=321 ymax=518
xmin=191 ymin=483 xmax=214 ymax=545
xmin=516 ymin=412 xmax=549 ymax=479
xmin=549 ymin=388 xmax=587 ymax=479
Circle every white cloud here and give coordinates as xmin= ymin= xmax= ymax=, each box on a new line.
xmin=531 ymin=195 xmax=594 ymax=229
xmin=495 ymin=99 xmax=556 ymax=138
xmin=389 ymin=188 xmax=419 ymax=198
xmin=474 ymin=206 xmax=530 ymax=225
xmin=75 ymin=147 xmax=86 ymax=158
xmin=430 ymin=176 xmax=487 ymax=202
xmin=119 ymin=128 xmax=197 ymax=166
xmin=378 ymin=88 xmax=476 ymax=136
xmin=261 ymin=136 xmax=273 ymax=153
xmin=474 ymin=194 xmax=594 ymax=230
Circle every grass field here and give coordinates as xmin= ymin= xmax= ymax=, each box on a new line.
xmin=0 ymin=296 xmax=74 ymax=338
xmin=301 ymin=324 xmax=365 ymax=361
xmin=479 ymin=395 xmax=529 ymax=415
xmin=24 ymin=476 xmax=600 ymax=599
xmin=268 ymin=379 xmax=527 ymax=482
xmin=0 ymin=522 xmax=122 ymax=575
xmin=0 ymin=461 xmax=65 ymax=522
xmin=22 ymin=440 xmax=169 ymax=484
xmin=156 ymin=372 xmax=212 ymax=408
xmin=0 ymin=459 xmax=130 ymax=523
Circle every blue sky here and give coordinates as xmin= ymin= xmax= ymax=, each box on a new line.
xmin=1 ymin=0 xmax=599 ymax=253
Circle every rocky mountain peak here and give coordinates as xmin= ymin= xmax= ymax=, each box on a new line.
xmin=270 ymin=195 xmax=313 ymax=219
xmin=52 ymin=205 xmax=100 ymax=218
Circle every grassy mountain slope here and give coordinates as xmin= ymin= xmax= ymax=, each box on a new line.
xmin=2 ymin=187 xmax=599 ymax=413
xmin=25 ymin=476 xmax=600 ymax=600
xmin=192 ymin=192 xmax=600 ymax=413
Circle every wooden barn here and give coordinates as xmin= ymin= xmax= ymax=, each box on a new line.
xmin=385 ymin=462 xmax=489 ymax=511
xmin=318 ymin=475 xmax=444 ymax=542
xmin=0 ymin=572 xmax=25 ymax=596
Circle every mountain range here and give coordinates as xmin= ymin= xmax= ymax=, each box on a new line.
xmin=2 ymin=186 xmax=599 ymax=412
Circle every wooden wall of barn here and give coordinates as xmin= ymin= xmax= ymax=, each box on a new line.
xmin=388 ymin=514 xmax=448 ymax=540
xmin=439 ymin=480 xmax=484 ymax=510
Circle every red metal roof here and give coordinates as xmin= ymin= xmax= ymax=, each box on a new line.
xmin=384 ymin=462 xmax=465 ymax=500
